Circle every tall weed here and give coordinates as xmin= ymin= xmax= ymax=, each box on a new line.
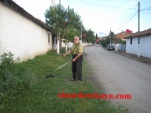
xmin=0 ymin=52 xmax=36 ymax=110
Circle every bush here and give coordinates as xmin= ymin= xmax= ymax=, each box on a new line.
xmin=122 ymin=40 xmax=126 ymax=44
xmin=100 ymin=38 xmax=110 ymax=47
xmin=0 ymin=52 xmax=36 ymax=109
xmin=0 ymin=52 xmax=14 ymax=66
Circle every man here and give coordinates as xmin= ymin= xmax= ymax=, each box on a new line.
xmin=63 ymin=36 xmax=83 ymax=83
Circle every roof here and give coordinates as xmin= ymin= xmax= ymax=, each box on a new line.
xmin=116 ymin=31 xmax=133 ymax=39
xmin=125 ymin=28 xmax=151 ymax=39
xmin=0 ymin=0 xmax=50 ymax=31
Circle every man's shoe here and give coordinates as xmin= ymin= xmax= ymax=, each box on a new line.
xmin=70 ymin=79 xmax=77 ymax=81
xmin=76 ymin=80 xmax=82 ymax=83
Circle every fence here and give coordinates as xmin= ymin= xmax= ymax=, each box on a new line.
xmin=114 ymin=44 xmax=126 ymax=52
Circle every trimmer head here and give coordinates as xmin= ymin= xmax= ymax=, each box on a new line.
xmin=46 ymin=74 xmax=54 ymax=78
xmin=46 ymin=60 xmax=71 ymax=79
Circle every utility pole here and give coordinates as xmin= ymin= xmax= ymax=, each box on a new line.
xmin=81 ymin=21 xmax=82 ymax=44
xmin=57 ymin=0 xmax=61 ymax=54
xmin=51 ymin=0 xmax=56 ymax=6
xmin=138 ymin=1 xmax=140 ymax=57
xmin=110 ymin=28 xmax=111 ymax=44
xmin=138 ymin=1 xmax=140 ymax=44
xmin=65 ymin=5 xmax=69 ymax=52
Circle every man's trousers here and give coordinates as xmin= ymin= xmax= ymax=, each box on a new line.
xmin=72 ymin=54 xmax=83 ymax=81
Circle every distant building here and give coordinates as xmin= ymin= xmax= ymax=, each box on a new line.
xmin=116 ymin=29 xmax=133 ymax=40
xmin=125 ymin=28 xmax=151 ymax=58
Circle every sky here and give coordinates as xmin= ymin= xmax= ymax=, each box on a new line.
xmin=13 ymin=0 xmax=151 ymax=37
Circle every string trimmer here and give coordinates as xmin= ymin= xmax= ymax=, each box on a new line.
xmin=46 ymin=60 xmax=72 ymax=78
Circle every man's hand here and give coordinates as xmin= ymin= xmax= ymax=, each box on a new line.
xmin=62 ymin=54 xmax=66 ymax=57
xmin=72 ymin=52 xmax=82 ymax=62
xmin=72 ymin=58 xmax=76 ymax=62
xmin=62 ymin=50 xmax=71 ymax=58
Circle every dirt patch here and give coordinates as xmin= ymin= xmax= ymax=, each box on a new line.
xmin=114 ymin=51 xmax=151 ymax=65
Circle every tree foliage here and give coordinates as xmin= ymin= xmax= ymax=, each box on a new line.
xmin=45 ymin=4 xmax=96 ymax=43
xmin=45 ymin=4 xmax=81 ymax=41
xmin=100 ymin=31 xmax=125 ymax=47
xmin=45 ymin=4 xmax=66 ymax=34
xmin=82 ymin=29 xmax=95 ymax=43
xmin=63 ymin=28 xmax=79 ymax=44
xmin=96 ymin=33 xmax=98 ymax=39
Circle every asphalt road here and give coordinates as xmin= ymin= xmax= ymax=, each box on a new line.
xmin=84 ymin=44 xmax=151 ymax=113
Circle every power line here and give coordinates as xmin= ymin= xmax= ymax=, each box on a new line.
xmin=113 ymin=5 xmax=137 ymax=32
xmin=140 ymin=8 xmax=151 ymax=11
xmin=120 ymin=5 xmax=138 ymax=26
xmin=114 ymin=11 xmax=138 ymax=32
xmin=79 ymin=0 xmax=136 ymax=9
xmin=113 ymin=3 xmax=151 ymax=33
xmin=77 ymin=0 xmax=150 ymax=34
xmin=140 ymin=4 xmax=151 ymax=9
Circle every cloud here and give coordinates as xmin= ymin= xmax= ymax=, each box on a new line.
xmin=97 ymin=32 xmax=107 ymax=37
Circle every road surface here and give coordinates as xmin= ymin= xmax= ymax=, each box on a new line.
xmin=84 ymin=45 xmax=151 ymax=113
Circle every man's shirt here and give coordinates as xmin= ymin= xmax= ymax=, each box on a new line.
xmin=71 ymin=43 xmax=83 ymax=55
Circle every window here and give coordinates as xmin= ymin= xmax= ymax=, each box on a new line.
xmin=138 ymin=37 xmax=140 ymax=44
xmin=130 ymin=38 xmax=133 ymax=44
xmin=48 ymin=32 xmax=50 ymax=44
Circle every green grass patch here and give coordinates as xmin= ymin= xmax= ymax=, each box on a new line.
xmin=0 ymin=50 xmax=130 ymax=113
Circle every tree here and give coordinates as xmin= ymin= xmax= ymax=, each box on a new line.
xmin=113 ymin=37 xmax=122 ymax=44
xmin=45 ymin=4 xmax=81 ymax=40
xmin=100 ymin=30 xmax=125 ymax=47
xmin=64 ymin=28 xmax=79 ymax=42
xmin=96 ymin=33 xmax=98 ymax=39
xmin=45 ymin=4 xmax=66 ymax=35
xmin=45 ymin=4 xmax=82 ymax=53
xmin=83 ymin=29 xmax=95 ymax=43
xmin=100 ymin=37 xmax=110 ymax=47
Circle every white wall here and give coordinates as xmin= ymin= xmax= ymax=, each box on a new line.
xmin=139 ymin=36 xmax=151 ymax=57
xmin=126 ymin=37 xmax=138 ymax=55
xmin=114 ymin=44 xmax=126 ymax=52
xmin=0 ymin=3 xmax=52 ymax=62
xmin=126 ymin=35 xmax=151 ymax=58
xmin=61 ymin=39 xmax=66 ymax=47
xmin=68 ymin=42 xmax=73 ymax=47
xmin=61 ymin=39 xmax=73 ymax=48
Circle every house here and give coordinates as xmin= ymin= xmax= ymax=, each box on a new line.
xmin=116 ymin=30 xmax=133 ymax=40
xmin=125 ymin=28 xmax=151 ymax=58
xmin=114 ymin=30 xmax=132 ymax=52
xmin=0 ymin=0 xmax=53 ymax=62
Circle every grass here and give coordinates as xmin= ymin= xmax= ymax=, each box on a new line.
xmin=1 ymin=50 xmax=130 ymax=113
